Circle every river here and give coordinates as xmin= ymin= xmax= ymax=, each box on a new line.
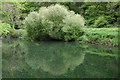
xmin=1 ymin=39 xmax=119 ymax=78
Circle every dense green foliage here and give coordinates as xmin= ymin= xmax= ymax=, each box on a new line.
xmin=21 ymin=2 xmax=120 ymax=28
xmin=93 ymin=16 xmax=109 ymax=28
xmin=24 ymin=4 xmax=85 ymax=41
xmin=1 ymin=2 xmax=24 ymax=29
xmin=0 ymin=22 xmax=11 ymax=36
xmin=79 ymin=2 xmax=119 ymax=27
xmin=0 ymin=2 xmax=119 ymax=46
xmin=1 ymin=2 xmax=119 ymax=28
xmin=0 ymin=21 xmax=26 ymax=38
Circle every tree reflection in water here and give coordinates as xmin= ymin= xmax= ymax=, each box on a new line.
xmin=25 ymin=41 xmax=85 ymax=76
xmin=2 ymin=39 xmax=118 ymax=78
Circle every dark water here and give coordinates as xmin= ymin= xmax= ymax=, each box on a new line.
xmin=2 ymin=39 xmax=119 ymax=78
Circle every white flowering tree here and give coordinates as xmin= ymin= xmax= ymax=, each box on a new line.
xmin=24 ymin=4 xmax=85 ymax=41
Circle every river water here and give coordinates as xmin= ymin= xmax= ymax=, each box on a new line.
xmin=2 ymin=39 xmax=119 ymax=78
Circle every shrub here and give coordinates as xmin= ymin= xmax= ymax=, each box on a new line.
xmin=24 ymin=4 xmax=85 ymax=41
xmin=0 ymin=21 xmax=27 ymax=38
xmin=62 ymin=12 xmax=85 ymax=41
xmin=93 ymin=16 xmax=109 ymax=28
xmin=24 ymin=12 xmax=44 ymax=39
xmin=9 ymin=29 xmax=27 ymax=38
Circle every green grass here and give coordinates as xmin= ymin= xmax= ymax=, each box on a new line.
xmin=78 ymin=28 xmax=119 ymax=46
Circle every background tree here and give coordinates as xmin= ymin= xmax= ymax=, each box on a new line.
xmin=1 ymin=2 xmax=25 ymax=29
xmin=21 ymin=2 xmax=120 ymax=27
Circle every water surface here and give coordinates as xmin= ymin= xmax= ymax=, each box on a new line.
xmin=2 ymin=39 xmax=119 ymax=78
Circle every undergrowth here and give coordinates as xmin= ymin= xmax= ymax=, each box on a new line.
xmin=78 ymin=28 xmax=119 ymax=46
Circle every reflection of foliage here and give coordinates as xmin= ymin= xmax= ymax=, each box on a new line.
xmin=84 ymin=50 xmax=118 ymax=78
xmin=86 ymin=51 xmax=119 ymax=57
xmin=2 ymin=39 xmax=27 ymax=76
xmin=85 ymin=44 xmax=119 ymax=57
xmin=2 ymin=39 xmax=118 ymax=78
xmin=25 ymin=42 xmax=85 ymax=76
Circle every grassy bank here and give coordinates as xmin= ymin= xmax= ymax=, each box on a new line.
xmin=78 ymin=28 xmax=119 ymax=47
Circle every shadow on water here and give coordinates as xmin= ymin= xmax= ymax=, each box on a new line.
xmin=2 ymin=39 xmax=119 ymax=78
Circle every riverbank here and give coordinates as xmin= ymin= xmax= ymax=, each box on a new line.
xmin=1 ymin=28 xmax=119 ymax=47
xmin=78 ymin=28 xmax=119 ymax=47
